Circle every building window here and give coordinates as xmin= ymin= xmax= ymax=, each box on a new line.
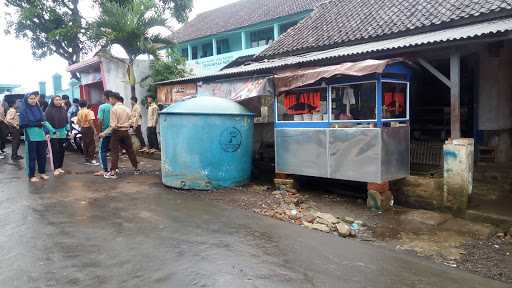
xmin=382 ymin=81 xmax=408 ymax=119
xmin=191 ymin=46 xmax=198 ymax=60
xmin=277 ymin=87 xmax=328 ymax=121
xmin=201 ymin=42 xmax=213 ymax=58
xmin=181 ymin=47 xmax=188 ymax=59
xmin=279 ymin=20 xmax=299 ymax=35
xmin=217 ymin=39 xmax=230 ymax=55
xmin=250 ymin=27 xmax=274 ymax=48
xmin=331 ymin=82 xmax=376 ymax=121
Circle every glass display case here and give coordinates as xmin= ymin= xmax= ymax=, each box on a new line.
xmin=274 ymin=62 xmax=411 ymax=183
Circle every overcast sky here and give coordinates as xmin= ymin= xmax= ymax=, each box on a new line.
xmin=0 ymin=0 xmax=238 ymax=93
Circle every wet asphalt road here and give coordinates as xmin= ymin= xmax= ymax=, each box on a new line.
xmin=0 ymin=155 xmax=509 ymax=288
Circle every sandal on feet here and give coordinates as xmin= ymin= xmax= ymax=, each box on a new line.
xmin=94 ymin=171 xmax=105 ymax=176
xmin=40 ymin=175 xmax=49 ymax=180
xmin=30 ymin=177 xmax=40 ymax=182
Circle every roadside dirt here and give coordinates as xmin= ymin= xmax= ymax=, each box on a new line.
xmin=188 ymin=183 xmax=512 ymax=284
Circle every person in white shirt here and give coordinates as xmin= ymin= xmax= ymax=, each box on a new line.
xmin=146 ymin=95 xmax=160 ymax=153
xmin=5 ymin=102 xmax=22 ymax=161
xmin=0 ymin=104 xmax=7 ymax=158
xmin=130 ymin=96 xmax=146 ymax=152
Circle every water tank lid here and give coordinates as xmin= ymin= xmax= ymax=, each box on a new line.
xmin=160 ymin=96 xmax=254 ymax=116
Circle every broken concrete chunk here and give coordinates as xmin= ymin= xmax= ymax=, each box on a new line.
xmin=315 ymin=212 xmax=340 ymax=225
xmin=343 ymin=217 xmax=355 ymax=224
xmin=287 ymin=209 xmax=300 ymax=220
xmin=336 ymin=222 xmax=351 ymax=237
xmin=354 ymin=220 xmax=364 ymax=227
xmin=302 ymin=213 xmax=316 ymax=224
xmin=315 ymin=217 xmax=331 ymax=226
xmin=304 ymin=222 xmax=331 ymax=233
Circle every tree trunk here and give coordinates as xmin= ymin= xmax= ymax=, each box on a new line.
xmin=127 ymin=61 xmax=137 ymax=99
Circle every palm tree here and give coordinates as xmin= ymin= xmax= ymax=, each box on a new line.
xmin=91 ymin=0 xmax=172 ymax=99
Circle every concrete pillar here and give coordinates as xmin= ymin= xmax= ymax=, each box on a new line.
xmin=38 ymin=81 xmax=46 ymax=96
xmin=212 ymin=38 xmax=217 ymax=56
xmin=187 ymin=44 xmax=192 ymax=61
xmin=241 ymin=31 xmax=246 ymax=50
xmin=52 ymin=73 xmax=62 ymax=95
xmin=273 ymin=23 xmax=279 ymax=41
xmin=69 ymin=79 xmax=80 ymax=101
xmin=443 ymin=138 xmax=474 ymax=214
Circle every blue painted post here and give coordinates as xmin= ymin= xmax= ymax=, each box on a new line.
xmin=212 ymin=38 xmax=217 ymax=56
xmin=187 ymin=43 xmax=192 ymax=61
xmin=38 ymin=81 xmax=47 ymax=96
xmin=69 ymin=79 xmax=80 ymax=101
xmin=241 ymin=31 xmax=246 ymax=50
xmin=376 ymin=75 xmax=383 ymax=128
xmin=52 ymin=73 xmax=62 ymax=95
xmin=273 ymin=23 xmax=279 ymax=40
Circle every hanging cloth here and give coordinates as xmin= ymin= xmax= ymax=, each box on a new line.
xmin=343 ymin=87 xmax=355 ymax=116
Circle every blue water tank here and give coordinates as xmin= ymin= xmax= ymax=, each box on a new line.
xmin=160 ymin=96 xmax=254 ymax=190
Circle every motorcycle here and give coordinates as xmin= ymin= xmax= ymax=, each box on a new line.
xmin=64 ymin=117 xmax=83 ymax=154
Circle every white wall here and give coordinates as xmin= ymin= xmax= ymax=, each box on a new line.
xmin=478 ymin=41 xmax=512 ymax=130
xmin=478 ymin=41 xmax=512 ymax=162
xmin=102 ymin=56 xmax=152 ymax=136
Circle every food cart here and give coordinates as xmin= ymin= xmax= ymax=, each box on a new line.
xmin=274 ymin=60 xmax=411 ymax=183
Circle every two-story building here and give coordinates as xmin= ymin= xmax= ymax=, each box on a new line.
xmin=171 ymin=0 xmax=324 ymax=76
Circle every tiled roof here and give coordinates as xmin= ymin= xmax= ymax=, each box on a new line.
xmin=156 ymin=16 xmax=512 ymax=85
xmin=260 ymin=0 xmax=512 ymax=57
xmin=172 ymin=0 xmax=324 ymax=43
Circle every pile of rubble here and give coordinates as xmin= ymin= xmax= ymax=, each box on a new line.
xmin=252 ymin=180 xmax=368 ymax=238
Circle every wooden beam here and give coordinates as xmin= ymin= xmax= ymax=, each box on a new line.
xmin=418 ymin=58 xmax=451 ymax=87
xmin=450 ymin=52 xmax=461 ymax=139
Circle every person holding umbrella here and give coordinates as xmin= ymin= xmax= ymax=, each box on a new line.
xmin=19 ymin=92 xmax=55 ymax=182
xmin=45 ymin=95 xmax=69 ymax=176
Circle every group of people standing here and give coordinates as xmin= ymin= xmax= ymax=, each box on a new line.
xmin=0 ymin=89 xmax=160 ymax=182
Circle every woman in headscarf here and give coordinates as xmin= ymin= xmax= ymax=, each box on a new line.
xmin=19 ymin=92 xmax=55 ymax=182
xmin=45 ymin=95 xmax=69 ymax=176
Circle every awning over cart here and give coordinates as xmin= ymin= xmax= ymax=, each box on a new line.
xmin=273 ymin=59 xmax=400 ymax=93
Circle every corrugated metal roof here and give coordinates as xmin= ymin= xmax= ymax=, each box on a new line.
xmin=260 ymin=0 xmax=512 ymax=58
xmin=156 ymin=17 xmax=512 ymax=85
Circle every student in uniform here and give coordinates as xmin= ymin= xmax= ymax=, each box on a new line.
xmin=146 ymin=95 xmax=160 ymax=153
xmin=76 ymin=99 xmax=99 ymax=166
xmin=99 ymin=92 xmax=139 ymax=179
xmin=94 ymin=90 xmax=114 ymax=176
xmin=68 ymin=98 xmax=80 ymax=124
xmin=35 ymin=92 xmax=49 ymax=112
xmin=5 ymin=101 xmax=22 ymax=161
xmin=130 ymin=96 xmax=146 ymax=152
xmin=0 ymin=103 xmax=7 ymax=159
xmin=45 ymin=96 xmax=69 ymax=176
xmin=19 ymin=92 xmax=55 ymax=182
xmin=62 ymin=94 xmax=72 ymax=113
